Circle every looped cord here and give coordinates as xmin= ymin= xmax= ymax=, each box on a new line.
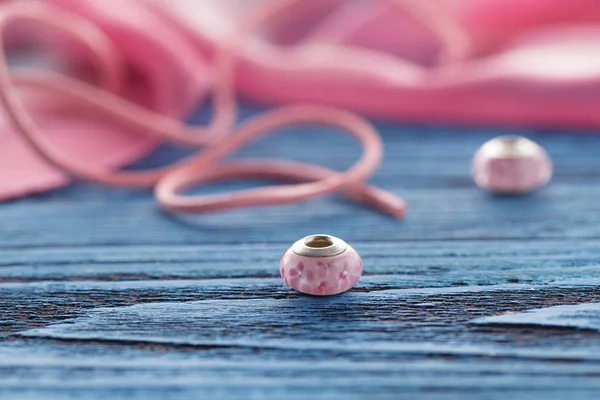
xmin=0 ymin=0 xmax=468 ymax=218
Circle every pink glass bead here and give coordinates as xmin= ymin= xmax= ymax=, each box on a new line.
xmin=472 ymin=136 xmax=553 ymax=194
xmin=280 ymin=234 xmax=363 ymax=296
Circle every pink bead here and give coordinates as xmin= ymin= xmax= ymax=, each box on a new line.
xmin=280 ymin=234 xmax=362 ymax=296
xmin=472 ymin=136 xmax=552 ymax=194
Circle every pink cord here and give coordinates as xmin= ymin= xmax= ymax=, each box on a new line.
xmin=155 ymin=105 xmax=404 ymax=217
xmin=0 ymin=0 xmax=467 ymax=219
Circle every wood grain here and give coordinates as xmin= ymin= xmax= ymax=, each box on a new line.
xmin=1 ymin=106 xmax=600 ymax=399
xmin=473 ymin=302 xmax=600 ymax=331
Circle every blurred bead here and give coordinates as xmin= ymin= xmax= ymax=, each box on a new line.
xmin=280 ymin=234 xmax=362 ymax=296
xmin=472 ymin=135 xmax=552 ymax=194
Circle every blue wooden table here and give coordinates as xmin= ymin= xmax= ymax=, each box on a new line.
xmin=1 ymin=106 xmax=600 ymax=399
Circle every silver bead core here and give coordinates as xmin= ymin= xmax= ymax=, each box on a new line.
xmin=291 ymin=234 xmax=347 ymax=258
xmin=478 ymin=135 xmax=542 ymax=159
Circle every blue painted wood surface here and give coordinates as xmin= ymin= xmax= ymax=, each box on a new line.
xmin=1 ymin=105 xmax=600 ymax=400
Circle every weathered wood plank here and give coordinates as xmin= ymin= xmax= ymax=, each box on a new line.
xmin=1 ymin=278 xmax=599 ymax=339
xmin=1 ymin=239 xmax=599 ymax=285
xmin=1 ymin=112 xmax=600 ymax=250
xmin=0 ymin=336 xmax=599 ymax=400
xmin=4 ymin=281 xmax=600 ymax=397
xmin=3 ymin=182 xmax=600 ymax=249
xmin=2 ymin=283 xmax=600 ymax=399
xmin=1 ymin=346 xmax=597 ymax=400
xmin=474 ymin=303 xmax=600 ymax=331
xmin=16 ymin=284 xmax=600 ymax=352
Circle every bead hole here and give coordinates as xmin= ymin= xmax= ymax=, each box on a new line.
xmin=500 ymin=135 xmax=522 ymax=144
xmin=304 ymin=236 xmax=334 ymax=249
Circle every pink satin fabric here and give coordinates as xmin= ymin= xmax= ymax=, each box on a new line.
xmin=0 ymin=0 xmax=597 ymax=207
xmin=2 ymin=0 xmax=209 ymax=199
xmin=150 ymin=0 xmax=600 ymax=126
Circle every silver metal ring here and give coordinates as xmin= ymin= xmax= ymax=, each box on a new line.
xmin=291 ymin=234 xmax=347 ymax=258
xmin=479 ymin=135 xmax=541 ymax=159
